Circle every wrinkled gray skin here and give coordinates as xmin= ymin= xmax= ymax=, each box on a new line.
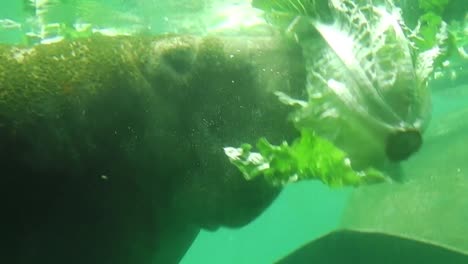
xmin=0 ymin=34 xmax=305 ymax=263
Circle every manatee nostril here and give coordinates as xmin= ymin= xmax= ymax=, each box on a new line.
xmin=161 ymin=45 xmax=195 ymax=74
xmin=385 ymin=129 xmax=422 ymax=162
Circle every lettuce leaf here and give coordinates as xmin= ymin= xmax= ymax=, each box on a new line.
xmin=224 ymin=130 xmax=386 ymax=187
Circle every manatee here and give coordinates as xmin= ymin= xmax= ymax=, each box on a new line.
xmin=0 ymin=34 xmax=306 ymax=263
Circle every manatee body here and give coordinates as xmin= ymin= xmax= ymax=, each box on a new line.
xmin=0 ymin=34 xmax=305 ymax=263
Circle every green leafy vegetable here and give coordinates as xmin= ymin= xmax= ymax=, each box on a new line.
xmin=413 ymin=0 xmax=452 ymax=53
xmin=225 ymin=0 xmax=450 ymax=188
xmin=224 ymin=130 xmax=386 ymax=187
xmin=418 ymin=0 xmax=449 ymax=14
xmin=415 ymin=12 xmax=445 ymax=51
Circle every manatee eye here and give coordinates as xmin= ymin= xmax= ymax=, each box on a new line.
xmin=385 ymin=129 xmax=422 ymax=162
xmin=161 ymin=44 xmax=195 ymax=74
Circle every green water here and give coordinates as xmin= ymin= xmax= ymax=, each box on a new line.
xmin=1 ymin=1 xmax=466 ymax=263
xmin=182 ymin=182 xmax=349 ymax=263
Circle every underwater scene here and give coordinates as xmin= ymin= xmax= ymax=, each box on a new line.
xmin=0 ymin=0 xmax=467 ymax=263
